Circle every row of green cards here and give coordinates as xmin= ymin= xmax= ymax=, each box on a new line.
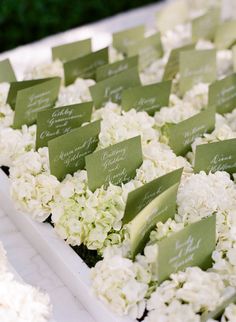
xmin=192 ymin=8 xmax=220 ymax=42
xmin=112 ymin=25 xmax=145 ymax=53
xmin=36 ymin=101 xmax=93 ymax=149
xmin=157 ymin=214 xmax=215 ymax=283
xmin=121 ymin=80 xmax=171 ymax=115
xmin=64 ymin=47 xmax=109 ymax=85
xmin=48 ymin=129 xmax=143 ymax=184
xmin=7 ymin=77 xmax=61 ymax=129
xmin=52 ymin=38 xmax=92 ymax=62
xmin=163 ymin=106 xmax=215 ymax=156
xmin=126 ymin=32 xmax=163 ymax=70
xmin=96 ymin=56 xmax=138 ymax=81
xmin=215 ymin=20 xmax=236 ymax=49
xmin=127 ymin=169 xmax=177 ymax=259
xmin=49 ymin=120 xmax=101 ymax=181
xmin=163 ymin=47 xmax=217 ymax=96
xmin=90 ymin=66 xmax=141 ymax=108
xmin=0 ymin=59 xmax=16 ymax=83
xmin=155 ymin=0 xmax=189 ymax=33
xmin=194 ymin=138 xmax=236 ymax=174
xmin=179 ymin=49 xmax=217 ymax=95
xmin=86 ymin=136 xmax=143 ymax=191
xmin=124 ymin=167 xmax=215 ymax=285
xmin=209 ymin=73 xmax=236 ymax=114
xmin=113 ymin=26 xmax=163 ymax=69
xmin=162 ymin=43 xmax=195 ymax=81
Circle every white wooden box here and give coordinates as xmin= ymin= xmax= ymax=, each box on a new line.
xmin=0 ymin=169 xmax=133 ymax=322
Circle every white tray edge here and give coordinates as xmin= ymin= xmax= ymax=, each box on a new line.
xmin=0 ymin=169 xmax=133 ymax=322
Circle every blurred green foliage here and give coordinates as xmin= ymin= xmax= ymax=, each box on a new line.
xmin=0 ymin=0 xmax=157 ymax=52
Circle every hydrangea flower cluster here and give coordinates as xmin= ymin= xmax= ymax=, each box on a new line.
xmin=0 ymin=241 xmax=51 ymax=322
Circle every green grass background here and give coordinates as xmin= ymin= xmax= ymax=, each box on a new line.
xmin=0 ymin=0 xmax=158 ymax=52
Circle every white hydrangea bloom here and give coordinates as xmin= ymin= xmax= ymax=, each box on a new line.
xmin=51 ymin=170 xmax=126 ymax=249
xmin=0 ymin=125 xmax=36 ymax=167
xmin=217 ymin=50 xmax=233 ymax=79
xmin=148 ymin=219 xmax=185 ymax=245
xmin=161 ymin=23 xmax=192 ymax=54
xmin=0 ymin=241 xmax=51 ymax=322
xmin=0 ymin=272 xmax=51 ymax=322
xmin=109 ymin=46 xmax=124 ymax=63
xmin=24 ymin=59 xmax=64 ymax=83
xmin=91 ymin=252 xmax=150 ymax=319
xmin=10 ymin=148 xmax=59 ymax=221
xmin=92 ymin=101 xmax=121 ymax=121
xmin=176 ymin=171 xmax=236 ymax=230
xmin=212 ymin=226 xmax=236 ymax=287
xmin=182 ymin=83 xmax=209 ymax=111
xmin=144 ymin=300 xmax=200 ymax=322
xmin=140 ymin=55 xmax=168 ymax=85
xmin=155 ymin=83 xmax=208 ymax=131
xmin=154 ymin=102 xmax=198 ymax=128
xmin=146 ymin=267 xmax=234 ymax=320
xmin=56 ymin=78 xmax=95 ymax=106
xmin=195 ymin=39 xmax=215 ymax=50
xmin=0 ymin=104 xmax=14 ymax=129
xmin=224 ymin=109 xmax=236 ymax=132
xmin=95 ymin=103 xmax=159 ymax=149
xmin=136 ymin=141 xmax=192 ymax=183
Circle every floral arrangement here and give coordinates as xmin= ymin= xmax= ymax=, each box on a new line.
xmin=0 ymin=242 xmax=51 ymax=322
xmin=1 ymin=0 xmax=236 ymax=321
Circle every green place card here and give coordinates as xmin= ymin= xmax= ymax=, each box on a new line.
xmin=112 ymin=25 xmax=145 ymax=53
xmin=121 ymin=80 xmax=171 ymax=116
xmin=123 ymin=168 xmax=183 ymax=225
xmin=194 ymin=138 xmax=236 ymax=174
xmin=129 ymin=182 xmax=180 ymax=258
xmin=163 ymin=107 xmax=215 ymax=156
xmin=157 ymin=215 xmax=216 ymax=283
xmin=90 ymin=66 xmax=141 ymax=108
xmin=155 ymin=0 xmax=189 ymax=33
xmin=52 ymin=38 xmax=92 ymax=62
xmin=64 ymin=47 xmax=109 ymax=85
xmin=7 ymin=78 xmax=49 ymax=110
xmin=179 ymin=49 xmax=217 ymax=95
xmin=85 ymin=136 xmax=143 ymax=191
xmin=233 ymin=46 xmax=236 ymax=72
xmin=126 ymin=33 xmax=163 ymax=70
xmin=215 ymin=20 xmax=236 ymax=49
xmin=0 ymin=59 xmax=16 ymax=83
xmin=48 ymin=120 xmax=100 ymax=181
xmin=162 ymin=43 xmax=195 ymax=81
xmin=209 ymin=73 xmax=236 ymax=114
xmin=13 ymin=77 xmax=61 ymax=129
xmin=201 ymin=292 xmax=236 ymax=322
xmin=96 ymin=56 xmax=138 ymax=82
xmin=192 ymin=8 xmax=220 ymax=42
xmin=36 ymin=101 xmax=93 ymax=149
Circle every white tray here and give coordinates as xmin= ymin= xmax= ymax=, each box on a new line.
xmin=0 ymin=169 xmax=133 ymax=322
